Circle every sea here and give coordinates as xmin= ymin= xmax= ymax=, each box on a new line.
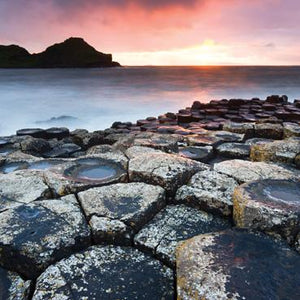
xmin=0 ymin=66 xmax=300 ymax=136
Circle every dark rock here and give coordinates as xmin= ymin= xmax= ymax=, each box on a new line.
xmin=0 ymin=37 xmax=120 ymax=68
xmin=20 ymin=137 xmax=51 ymax=155
xmin=33 ymin=245 xmax=174 ymax=299
xmin=0 ymin=267 xmax=30 ymax=299
xmin=44 ymin=127 xmax=70 ymax=139
xmin=0 ymin=161 xmax=29 ymax=174
xmin=216 ymin=142 xmax=250 ymax=159
xmin=16 ymin=128 xmax=46 ymax=139
xmin=43 ymin=143 xmax=81 ymax=158
xmin=177 ymin=229 xmax=300 ymax=300
xmin=0 ymin=196 xmax=91 ymax=279
xmin=134 ymin=205 xmax=231 ymax=267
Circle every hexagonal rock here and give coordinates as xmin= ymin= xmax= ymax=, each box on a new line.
xmin=0 ymin=195 xmax=91 ymax=279
xmin=86 ymin=144 xmax=128 ymax=169
xmin=233 ymin=179 xmax=300 ymax=243
xmin=78 ymin=183 xmax=166 ymax=245
xmin=0 ymin=267 xmax=31 ymax=300
xmin=43 ymin=157 xmax=127 ymax=196
xmin=43 ymin=143 xmax=81 ymax=158
xmin=125 ymin=145 xmax=163 ymax=159
xmin=134 ymin=205 xmax=231 ymax=267
xmin=209 ymin=131 xmax=245 ymax=143
xmin=176 ymin=229 xmax=300 ymax=300
xmin=223 ymin=122 xmax=254 ymax=138
xmin=114 ymin=132 xmax=182 ymax=153
xmin=175 ymin=170 xmax=238 ymax=216
xmin=0 ymin=170 xmax=52 ymax=211
xmin=132 ymin=133 xmax=183 ymax=153
xmin=32 ymin=245 xmax=174 ymax=300
xmin=254 ymin=123 xmax=283 ymax=139
xmin=129 ymin=153 xmax=209 ymax=196
xmin=250 ymin=138 xmax=300 ymax=165
xmin=186 ymin=134 xmax=220 ymax=147
xmin=214 ymin=159 xmax=299 ymax=183
xmin=296 ymin=233 xmax=300 ymax=253
xmin=216 ymin=142 xmax=250 ymax=158
xmin=178 ymin=146 xmax=214 ymax=163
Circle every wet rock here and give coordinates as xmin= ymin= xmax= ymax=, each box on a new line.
xmin=78 ymin=183 xmax=165 ymax=245
xmin=0 ymin=138 xmax=10 ymax=147
xmin=86 ymin=144 xmax=128 ymax=169
xmin=16 ymin=128 xmax=46 ymax=139
xmin=0 ymin=170 xmax=52 ymax=211
xmin=0 ymin=160 xmax=28 ymax=174
xmin=233 ymin=179 xmax=300 ymax=243
xmin=44 ymin=158 xmax=127 ymax=196
xmin=0 ymin=145 xmax=18 ymax=157
xmin=20 ymin=137 xmax=51 ymax=155
xmin=254 ymin=123 xmax=283 ymax=139
xmin=296 ymin=233 xmax=300 ymax=253
xmin=214 ymin=159 xmax=299 ymax=183
xmin=134 ymin=205 xmax=231 ymax=267
xmin=43 ymin=143 xmax=81 ymax=158
xmin=0 ymin=267 xmax=30 ymax=300
xmin=178 ymin=146 xmax=214 ymax=162
xmin=0 ymin=196 xmax=91 ymax=279
xmin=33 ymin=245 xmax=174 ymax=299
xmin=177 ymin=229 xmax=300 ymax=300
xmin=250 ymin=138 xmax=300 ymax=165
xmin=129 ymin=152 xmax=209 ymax=196
xmin=175 ymin=170 xmax=238 ymax=216
xmin=283 ymin=122 xmax=300 ymax=138
xmin=216 ymin=142 xmax=250 ymax=158
xmin=27 ymin=159 xmax=65 ymax=171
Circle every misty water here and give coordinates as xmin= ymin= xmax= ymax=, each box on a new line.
xmin=0 ymin=66 xmax=300 ymax=136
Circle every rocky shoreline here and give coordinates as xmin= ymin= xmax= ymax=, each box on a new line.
xmin=0 ymin=94 xmax=300 ymax=299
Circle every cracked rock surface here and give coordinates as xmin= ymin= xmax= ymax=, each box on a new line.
xmin=233 ymin=179 xmax=300 ymax=244
xmin=176 ymin=229 xmax=300 ymax=300
xmin=175 ymin=170 xmax=238 ymax=216
xmin=78 ymin=183 xmax=166 ymax=245
xmin=134 ymin=204 xmax=231 ymax=267
xmin=0 ymin=267 xmax=30 ymax=300
xmin=214 ymin=159 xmax=299 ymax=183
xmin=0 ymin=195 xmax=91 ymax=279
xmin=129 ymin=152 xmax=209 ymax=196
xmin=33 ymin=245 xmax=174 ymax=300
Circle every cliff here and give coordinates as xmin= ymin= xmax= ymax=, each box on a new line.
xmin=0 ymin=37 xmax=121 ymax=68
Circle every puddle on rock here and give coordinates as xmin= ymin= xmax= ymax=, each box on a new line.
xmin=64 ymin=159 xmax=122 ymax=183
xmin=0 ymin=161 xmax=28 ymax=174
xmin=28 ymin=160 xmax=63 ymax=171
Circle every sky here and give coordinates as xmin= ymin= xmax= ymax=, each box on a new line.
xmin=0 ymin=0 xmax=299 ymax=65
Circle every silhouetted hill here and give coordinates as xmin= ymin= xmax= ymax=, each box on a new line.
xmin=0 ymin=38 xmax=121 ymax=68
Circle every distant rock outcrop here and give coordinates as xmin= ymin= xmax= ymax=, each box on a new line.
xmin=0 ymin=37 xmax=121 ymax=68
